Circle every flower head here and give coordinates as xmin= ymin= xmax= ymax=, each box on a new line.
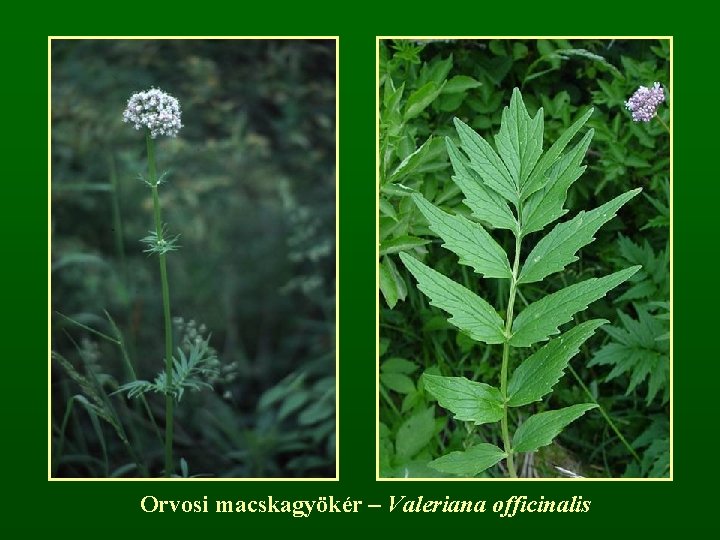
xmin=123 ymin=87 xmax=183 ymax=138
xmin=625 ymin=82 xmax=665 ymax=122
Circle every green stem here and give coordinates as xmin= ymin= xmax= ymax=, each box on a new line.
xmin=655 ymin=114 xmax=670 ymax=133
xmin=146 ymin=131 xmax=174 ymax=478
xmin=567 ymin=365 xmax=641 ymax=464
xmin=500 ymin=232 xmax=522 ymax=478
xmin=379 ymin=385 xmax=401 ymax=420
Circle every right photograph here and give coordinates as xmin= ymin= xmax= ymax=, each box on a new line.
xmin=377 ymin=38 xmax=671 ymax=479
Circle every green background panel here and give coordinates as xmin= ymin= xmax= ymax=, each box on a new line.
xmin=0 ymin=4 xmax=709 ymax=533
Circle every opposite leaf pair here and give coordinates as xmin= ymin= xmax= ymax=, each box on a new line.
xmin=398 ymin=88 xmax=640 ymax=477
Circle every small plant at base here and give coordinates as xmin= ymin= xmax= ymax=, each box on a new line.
xmin=399 ymin=89 xmax=641 ymax=478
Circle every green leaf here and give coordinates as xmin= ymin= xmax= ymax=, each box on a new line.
xmin=381 ymin=372 xmax=416 ymax=394
xmin=453 ymin=118 xmax=518 ymax=205
xmin=51 ymin=253 xmax=110 ymax=272
xmin=298 ymin=398 xmax=334 ymax=426
xmin=380 ymin=235 xmax=430 ymax=256
xmin=401 ymin=392 xmax=421 ymax=414
xmin=379 ymin=259 xmax=399 ymax=308
xmin=437 ymin=92 xmax=465 ymax=112
xmin=379 ymin=256 xmax=406 ymax=308
xmin=557 ymin=48 xmax=622 ymax=78
xmin=411 ymin=193 xmax=512 ymax=279
xmin=512 ymin=404 xmax=598 ymax=453
xmin=399 ymin=253 xmax=505 ymax=344
xmin=389 ymin=137 xmax=447 ymax=183
xmin=381 ymin=357 xmax=418 ymax=375
xmin=590 ymin=305 xmax=669 ymax=404
xmin=443 ymin=75 xmax=482 ymax=94
xmin=512 ymin=42 xmax=529 ymax=60
xmin=379 ymin=199 xmax=398 ymax=221
xmin=446 ymin=138 xmax=518 ymax=233
xmin=429 ymin=443 xmax=506 ymax=476
xmin=613 ymin=236 xmax=669 ymax=303
xmin=278 ymin=391 xmax=310 ymax=421
xmin=521 ymin=107 xmax=593 ymax=200
xmin=494 ymin=88 xmax=544 ymax=192
xmin=478 ymin=55 xmax=513 ymax=85
xmin=382 ymin=78 xmax=404 ymax=110
xmin=628 ymin=417 xmax=669 ymax=478
xmin=405 ymin=81 xmax=445 ymax=121
xmin=519 ymin=189 xmax=641 ymax=284
xmin=396 ymin=406 xmax=436 ymax=461
xmin=379 ymin=338 xmax=390 ymax=357
xmin=423 ymin=374 xmax=503 ymax=425
xmin=524 ymin=49 xmax=621 ymax=85
xmin=420 ymin=54 xmax=453 ymax=87
xmin=510 ymin=266 xmax=640 ymax=347
xmin=521 ymin=130 xmax=593 ymax=235
xmin=380 ymin=183 xmax=417 ymax=198
xmin=508 ymin=320 xmax=607 ymax=407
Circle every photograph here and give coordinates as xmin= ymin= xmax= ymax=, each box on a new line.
xmin=50 ymin=37 xmax=337 ymax=479
xmin=377 ymin=37 xmax=671 ymax=479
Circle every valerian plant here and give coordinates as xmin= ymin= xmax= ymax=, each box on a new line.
xmin=115 ymin=88 xmax=219 ymax=477
xmin=399 ymin=89 xmax=641 ymax=478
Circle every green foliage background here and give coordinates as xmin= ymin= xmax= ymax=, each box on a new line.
xmin=51 ymin=39 xmax=336 ymax=477
xmin=379 ymin=39 xmax=670 ymax=478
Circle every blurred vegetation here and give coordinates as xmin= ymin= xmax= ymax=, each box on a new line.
xmin=51 ymin=39 xmax=336 ymax=477
xmin=379 ymin=39 xmax=669 ymax=478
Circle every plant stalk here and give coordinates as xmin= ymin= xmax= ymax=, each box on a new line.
xmin=500 ymin=232 xmax=522 ymax=478
xmin=567 ymin=364 xmax=641 ymax=463
xmin=146 ymin=131 xmax=174 ymax=477
xmin=655 ymin=114 xmax=670 ymax=133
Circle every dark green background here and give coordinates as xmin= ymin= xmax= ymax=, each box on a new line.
xmin=1 ymin=7 xmax=711 ymax=531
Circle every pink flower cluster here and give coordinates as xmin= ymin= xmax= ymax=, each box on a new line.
xmin=625 ymin=82 xmax=665 ymax=123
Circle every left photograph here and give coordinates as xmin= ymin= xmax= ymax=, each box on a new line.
xmin=50 ymin=38 xmax=337 ymax=479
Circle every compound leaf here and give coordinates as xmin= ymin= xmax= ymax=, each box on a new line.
xmin=495 ymin=88 xmax=544 ymax=192
xmin=589 ymin=305 xmax=669 ymax=404
xmin=519 ymin=189 xmax=641 ymax=284
xmin=521 ymin=130 xmax=593 ymax=235
xmin=513 ymin=404 xmax=598 ymax=453
xmin=411 ymin=193 xmax=512 ymax=279
xmin=429 ymin=443 xmax=506 ymax=476
xmin=400 ymin=252 xmax=505 ymax=344
xmin=522 ymin=107 xmax=593 ymax=200
xmin=510 ymin=266 xmax=640 ymax=347
xmin=423 ymin=374 xmax=503 ymax=425
xmin=508 ymin=319 xmax=607 ymax=407
xmin=446 ymin=137 xmax=518 ymax=233
xmin=454 ymin=117 xmax=518 ymax=205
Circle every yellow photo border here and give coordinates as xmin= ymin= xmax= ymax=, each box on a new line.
xmin=375 ymin=35 xmax=673 ymax=482
xmin=48 ymin=35 xmax=340 ymax=482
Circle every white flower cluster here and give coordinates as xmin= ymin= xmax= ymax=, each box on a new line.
xmin=625 ymin=82 xmax=665 ymax=123
xmin=123 ymin=87 xmax=183 ymax=138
